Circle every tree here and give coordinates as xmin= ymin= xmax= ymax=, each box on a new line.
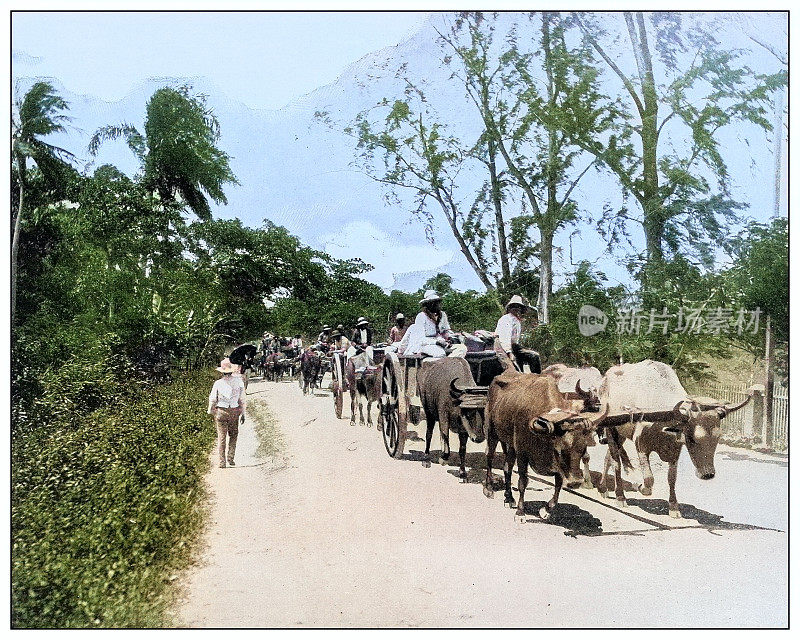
xmin=335 ymin=95 xmax=500 ymax=294
xmin=89 ymin=85 xmax=238 ymax=220
xmin=11 ymin=81 xmax=77 ymax=318
xmin=440 ymin=12 xmax=612 ymax=323
xmin=571 ymin=12 xmax=786 ymax=282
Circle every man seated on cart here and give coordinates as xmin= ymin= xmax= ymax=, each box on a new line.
xmin=396 ymin=290 xmax=468 ymax=359
xmin=330 ymin=329 xmax=350 ymax=353
xmin=495 ymin=294 xmax=541 ymax=373
xmin=348 ymin=317 xmax=374 ymax=362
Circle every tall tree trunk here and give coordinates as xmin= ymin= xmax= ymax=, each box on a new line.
xmin=487 ymin=137 xmax=511 ymax=286
xmin=11 ymin=177 xmax=24 ymax=322
xmin=537 ymin=229 xmax=554 ymax=324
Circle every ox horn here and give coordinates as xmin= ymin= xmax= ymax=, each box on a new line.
xmin=575 ymin=379 xmax=593 ymax=399
xmin=672 ymin=400 xmax=693 ymax=422
xmin=449 ymin=379 xmax=465 ymax=402
xmin=716 ymin=393 xmax=753 ymax=419
xmin=586 ymin=401 xmax=609 ymax=427
xmin=531 ymin=417 xmax=555 ymax=434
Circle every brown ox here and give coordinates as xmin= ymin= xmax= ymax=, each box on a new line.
xmin=484 ymin=371 xmax=608 ymax=521
xmin=418 ymin=357 xmax=487 ymax=478
xmin=598 ymin=360 xmax=753 ymax=518
xmin=542 ymin=364 xmax=604 ymax=488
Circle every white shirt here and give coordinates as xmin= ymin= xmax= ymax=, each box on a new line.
xmin=495 ymin=312 xmax=521 ymax=353
xmin=208 ymin=376 xmax=245 ymax=412
xmin=399 ymin=310 xmax=453 ymax=355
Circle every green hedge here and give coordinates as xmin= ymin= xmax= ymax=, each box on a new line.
xmin=12 ymin=370 xmax=217 ymax=628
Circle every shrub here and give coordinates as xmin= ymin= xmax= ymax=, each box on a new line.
xmin=11 ymin=370 xmax=216 ymax=628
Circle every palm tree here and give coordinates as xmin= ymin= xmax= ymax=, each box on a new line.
xmin=89 ymin=85 xmax=238 ymax=220
xmin=11 ymin=81 xmax=76 ymax=317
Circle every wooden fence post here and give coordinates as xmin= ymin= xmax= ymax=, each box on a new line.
xmin=764 ymin=314 xmax=774 ymax=450
xmin=750 ymin=385 xmax=765 ymax=444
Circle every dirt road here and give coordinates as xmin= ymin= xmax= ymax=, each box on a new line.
xmin=176 ymin=376 xmax=788 ymax=627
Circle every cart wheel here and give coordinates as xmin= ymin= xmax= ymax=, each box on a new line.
xmin=334 ymin=385 xmax=343 ymax=419
xmin=381 ymin=354 xmax=406 ymax=459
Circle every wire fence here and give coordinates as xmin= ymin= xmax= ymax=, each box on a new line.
xmin=691 ymin=380 xmax=788 ymax=452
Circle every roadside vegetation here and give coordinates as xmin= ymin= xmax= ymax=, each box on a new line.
xmin=11 ymin=11 xmax=786 ymax=628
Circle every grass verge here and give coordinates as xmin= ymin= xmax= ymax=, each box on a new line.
xmin=247 ymin=398 xmax=285 ymax=460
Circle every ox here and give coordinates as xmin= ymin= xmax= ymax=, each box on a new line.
xmin=542 ymin=364 xmax=603 ymax=488
xmin=300 ymin=350 xmax=321 ymax=395
xmin=418 ymin=357 xmax=487 ymax=478
xmin=484 ymin=371 xmax=609 ymax=521
xmin=598 ymin=360 xmax=752 ymax=518
xmin=345 ymin=351 xmax=381 ymax=427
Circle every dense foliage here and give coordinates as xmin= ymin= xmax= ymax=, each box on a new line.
xmin=12 ymin=370 xmax=216 ymax=628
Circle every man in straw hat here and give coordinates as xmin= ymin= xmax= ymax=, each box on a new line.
xmin=398 ymin=290 xmax=468 ymax=358
xmin=317 ymin=325 xmax=332 ymax=344
xmin=348 ymin=317 xmax=374 ymax=361
xmin=495 ymin=295 xmax=541 ymax=373
xmin=207 ymin=357 xmax=247 ymax=468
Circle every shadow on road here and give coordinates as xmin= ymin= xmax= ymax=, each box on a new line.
xmin=399 ymin=447 xmax=782 ymax=538
xmin=719 ymin=450 xmax=787 ymax=467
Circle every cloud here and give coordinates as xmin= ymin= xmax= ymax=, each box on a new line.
xmin=317 ymin=220 xmax=454 ymax=290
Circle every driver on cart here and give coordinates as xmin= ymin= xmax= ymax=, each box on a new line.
xmin=398 ymin=290 xmax=468 ymax=359
xmin=348 ymin=317 xmax=374 ymax=362
xmin=495 ymin=294 xmax=541 ymax=373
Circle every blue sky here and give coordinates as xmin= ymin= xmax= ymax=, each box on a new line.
xmin=12 ymin=11 xmax=430 ymax=111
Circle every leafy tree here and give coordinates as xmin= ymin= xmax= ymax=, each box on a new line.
xmin=571 ymin=12 xmax=786 ymax=282
xmin=11 ymin=81 xmax=77 ymax=317
xmin=89 ymin=85 xmax=238 ymax=220
xmin=440 ymin=12 xmax=611 ymax=323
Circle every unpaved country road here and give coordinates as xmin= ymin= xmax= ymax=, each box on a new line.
xmin=176 ymin=376 xmax=787 ymax=628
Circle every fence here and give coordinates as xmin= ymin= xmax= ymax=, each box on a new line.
xmin=691 ymin=380 xmax=788 ymax=452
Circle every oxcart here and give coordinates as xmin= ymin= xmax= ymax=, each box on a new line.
xmin=378 ymin=334 xmax=504 ymax=458
xmin=331 ymin=346 xmax=386 ymax=421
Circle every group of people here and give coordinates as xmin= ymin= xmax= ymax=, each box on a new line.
xmin=209 ymin=289 xmax=541 ymax=469
xmin=260 ymin=333 xmax=303 ymax=359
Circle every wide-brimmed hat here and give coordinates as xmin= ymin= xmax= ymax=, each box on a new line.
xmin=505 ymin=295 xmax=531 ymax=311
xmin=419 ymin=290 xmax=442 ymax=305
xmin=322 ymin=325 xmax=331 ymax=331
xmin=330 ymin=330 xmax=342 ymax=339
xmin=395 ymin=313 xmax=405 ymax=320
xmin=356 ymin=317 xmax=369 ymax=326
xmin=216 ymin=358 xmax=238 ymax=374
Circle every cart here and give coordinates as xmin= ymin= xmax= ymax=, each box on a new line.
xmin=378 ymin=335 xmax=504 ymax=459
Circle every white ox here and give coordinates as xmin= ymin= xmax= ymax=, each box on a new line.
xmin=597 ymin=360 xmax=752 ymax=518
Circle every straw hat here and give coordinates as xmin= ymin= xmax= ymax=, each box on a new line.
xmin=395 ymin=313 xmax=405 ymax=320
xmin=419 ymin=290 xmax=442 ymax=305
xmin=216 ymin=357 xmax=238 ymax=374
xmin=330 ymin=330 xmax=342 ymax=339
xmin=322 ymin=325 xmax=331 ymax=331
xmin=356 ymin=317 xmax=369 ymax=326
xmin=505 ymin=295 xmax=531 ymax=311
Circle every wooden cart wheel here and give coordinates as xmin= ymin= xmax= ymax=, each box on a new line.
xmin=381 ymin=353 xmax=407 ymax=459
xmin=331 ymin=353 xmax=345 ymax=419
